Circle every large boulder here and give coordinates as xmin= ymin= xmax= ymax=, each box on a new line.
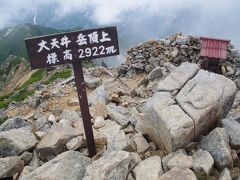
xmin=175 ymin=70 xmax=237 ymax=136
xmin=144 ymin=63 xmax=237 ymax=153
xmin=83 ymin=151 xmax=141 ymax=180
xmin=144 ymin=92 xmax=195 ymax=153
xmin=20 ymin=151 xmax=91 ymax=180
xmin=157 ymin=62 xmax=199 ymax=91
xmin=36 ymin=124 xmax=80 ymax=160
xmin=0 ymin=128 xmax=37 ymax=157
xmin=0 ymin=156 xmax=24 ymax=179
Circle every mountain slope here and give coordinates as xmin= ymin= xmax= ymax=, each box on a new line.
xmin=0 ymin=23 xmax=63 ymax=64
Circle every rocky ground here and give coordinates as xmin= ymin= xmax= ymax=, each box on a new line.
xmin=1 ymin=33 xmax=240 ymax=180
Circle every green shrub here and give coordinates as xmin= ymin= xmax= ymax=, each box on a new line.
xmin=0 ymin=117 xmax=7 ymax=125
xmin=0 ymin=89 xmax=34 ymax=108
xmin=19 ymin=68 xmax=45 ymax=89
xmin=0 ymin=101 xmax=9 ymax=109
xmin=11 ymin=89 xmax=34 ymax=102
xmin=0 ymin=93 xmax=12 ymax=101
xmin=44 ymin=69 xmax=72 ymax=85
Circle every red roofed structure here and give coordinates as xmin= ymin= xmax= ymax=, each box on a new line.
xmin=200 ymin=37 xmax=230 ymax=73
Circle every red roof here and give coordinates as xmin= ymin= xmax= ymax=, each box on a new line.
xmin=200 ymin=37 xmax=230 ymax=60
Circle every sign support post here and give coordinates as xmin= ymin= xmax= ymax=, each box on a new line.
xmin=72 ymin=61 xmax=96 ymax=157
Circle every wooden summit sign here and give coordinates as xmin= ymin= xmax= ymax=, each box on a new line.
xmin=25 ymin=27 xmax=120 ymax=157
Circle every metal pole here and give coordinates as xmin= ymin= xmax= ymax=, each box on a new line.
xmin=72 ymin=61 xmax=96 ymax=157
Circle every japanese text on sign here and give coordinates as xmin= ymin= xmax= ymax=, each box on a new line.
xmin=25 ymin=27 xmax=119 ymax=69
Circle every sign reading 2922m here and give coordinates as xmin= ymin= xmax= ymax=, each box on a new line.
xmin=25 ymin=27 xmax=119 ymax=69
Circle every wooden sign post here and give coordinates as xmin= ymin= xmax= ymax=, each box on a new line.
xmin=25 ymin=27 xmax=119 ymax=157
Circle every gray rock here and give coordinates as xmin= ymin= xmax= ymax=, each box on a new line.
xmin=163 ymin=39 xmax=171 ymax=46
xmin=221 ymin=115 xmax=240 ymax=148
xmin=133 ymin=156 xmax=164 ymax=180
xmin=147 ymin=66 xmax=163 ymax=81
xmin=0 ymin=128 xmax=37 ymax=157
xmin=235 ymin=79 xmax=240 ymax=90
xmin=98 ymin=120 xmax=121 ymax=144
xmin=233 ymin=91 xmax=240 ymax=108
xmin=157 ymin=62 xmax=200 ymax=91
xmin=131 ymin=63 xmax=145 ymax=70
xmin=34 ymin=116 xmax=50 ymax=132
xmin=144 ymin=92 xmax=195 ymax=152
xmin=20 ymin=151 xmax=91 ymax=180
xmin=107 ymin=130 xmax=133 ymax=152
xmin=60 ymin=109 xmax=81 ymax=126
xmin=106 ymin=104 xmax=131 ymax=128
xmin=84 ymin=75 xmax=102 ymax=90
xmin=192 ymin=149 xmax=214 ymax=180
xmin=93 ymin=116 xmax=105 ymax=129
xmin=127 ymin=172 xmax=135 ymax=180
xmin=37 ymin=101 xmax=49 ymax=112
xmin=199 ymin=128 xmax=232 ymax=169
xmin=35 ymin=131 xmax=46 ymax=140
xmin=20 ymin=151 xmax=33 ymax=165
xmin=91 ymin=68 xmax=103 ymax=77
xmin=159 ymin=167 xmax=197 ymax=180
xmin=83 ymin=150 xmax=141 ymax=180
xmin=167 ymin=154 xmax=193 ymax=169
xmin=88 ymin=80 xmax=128 ymax=104
xmin=162 ymin=149 xmax=187 ymax=172
xmin=163 ymin=62 xmax=176 ymax=72
xmin=36 ymin=124 xmax=80 ymax=160
xmin=28 ymin=96 xmax=41 ymax=108
xmin=219 ymin=168 xmax=231 ymax=180
xmin=48 ymin=114 xmax=56 ymax=124
xmin=176 ymin=70 xmax=237 ymax=137
xmin=175 ymin=35 xmax=191 ymax=45
xmin=145 ymin=64 xmax=154 ymax=73
xmin=0 ymin=156 xmax=24 ymax=179
xmin=19 ymin=166 xmax=34 ymax=180
xmin=90 ymin=102 xmax=108 ymax=119
xmin=170 ymin=49 xmax=179 ymax=59
xmin=28 ymin=151 xmax=39 ymax=170
xmin=52 ymin=106 xmax=63 ymax=116
xmin=132 ymin=132 xmax=150 ymax=153
xmin=66 ymin=136 xmax=85 ymax=150
xmin=0 ymin=117 xmax=31 ymax=132
xmin=145 ymin=63 xmax=237 ymax=153
xmin=148 ymin=57 xmax=159 ymax=67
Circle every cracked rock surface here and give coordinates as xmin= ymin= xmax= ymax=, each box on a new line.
xmin=144 ymin=62 xmax=237 ymax=153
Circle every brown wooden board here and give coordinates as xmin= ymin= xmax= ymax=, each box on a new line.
xmin=25 ymin=27 xmax=119 ymax=69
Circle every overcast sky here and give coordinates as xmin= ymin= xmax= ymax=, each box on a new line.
xmin=0 ymin=0 xmax=240 ymax=49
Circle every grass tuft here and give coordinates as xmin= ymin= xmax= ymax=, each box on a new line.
xmin=44 ymin=69 xmax=72 ymax=85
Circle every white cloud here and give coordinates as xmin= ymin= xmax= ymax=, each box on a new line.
xmin=0 ymin=0 xmax=239 ymax=48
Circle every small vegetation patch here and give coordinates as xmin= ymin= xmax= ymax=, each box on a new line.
xmin=19 ymin=68 xmax=45 ymax=89
xmin=44 ymin=69 xmax=72 ymax=85
xmin=0 ymin=117 xmax=7 ymax=125
xmin=0 ymin=88 xmax=34 ymax=108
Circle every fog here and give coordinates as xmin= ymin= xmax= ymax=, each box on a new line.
xmin=0 ymin=0 xmax=240 ymax=65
